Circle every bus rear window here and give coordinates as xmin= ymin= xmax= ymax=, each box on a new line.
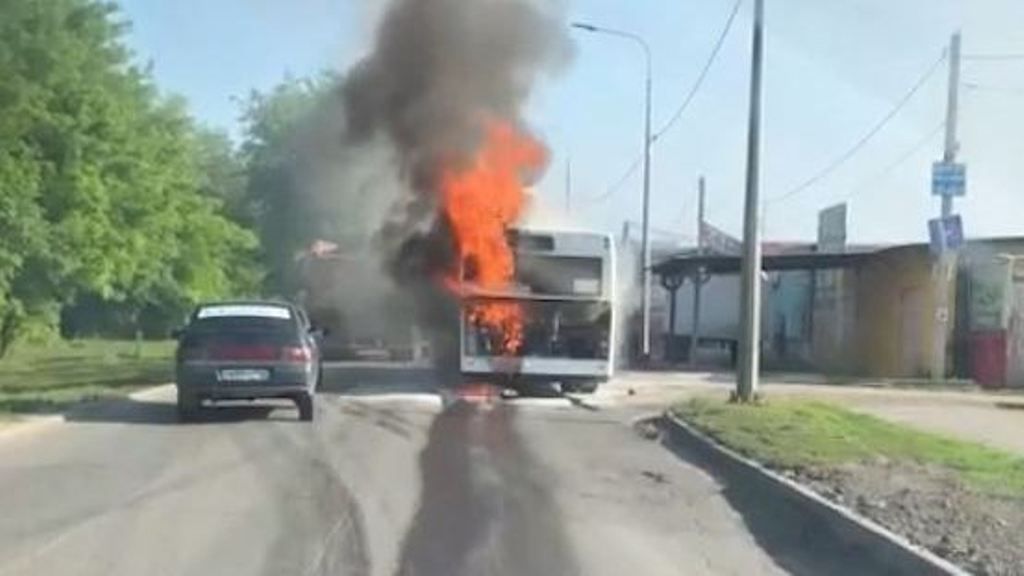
xmin=514 ymin=255 xmax=603 ymax=297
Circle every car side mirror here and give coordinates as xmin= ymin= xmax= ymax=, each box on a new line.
xmin=170 ymin=327 xmax=184 ymax=339
xmin=310 ymin=326 xmax=330 ymax=339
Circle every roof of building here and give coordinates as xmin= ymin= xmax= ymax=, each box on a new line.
xmin=653 ymin=236 xmax=1024 ymax=277
xmin=653 ymin=247 xmax=879 ymax=276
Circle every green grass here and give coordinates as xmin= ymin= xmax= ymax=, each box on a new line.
xmin=0 ymin=340 xmax=174 ymax=416
xmin=673 ymin=397 xmax=1024 ymax=497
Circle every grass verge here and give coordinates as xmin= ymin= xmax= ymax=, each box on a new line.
xmin=673 ymin=397 xmax=1024 ymax=497
xmin=0 ymin=340 xmax=174 ymax=416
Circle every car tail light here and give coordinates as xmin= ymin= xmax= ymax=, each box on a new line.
xmin=211 ymin=345 xmax=278 ymax=361
xmin=281 ymin=346 xmax=312 ymax=363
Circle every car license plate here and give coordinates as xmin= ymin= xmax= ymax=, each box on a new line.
xmin=217 ymin=369 xmax=270 ymax=382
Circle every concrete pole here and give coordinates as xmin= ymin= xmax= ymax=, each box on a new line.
xmin=931 ymin=31 xmax=962 ymax=381
xmin=690 ymin=176 xmax=706 ymax=367
xmin=943 ymin=32 xmax=962 ymax=216
xmin=640 ymin=49 xmax=654 ymax=362
xmin=737 ymin=0 xmax=766 ymax=402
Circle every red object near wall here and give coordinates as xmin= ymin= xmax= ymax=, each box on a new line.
xmin=970 ymin=331 xmax=1007 ymax=389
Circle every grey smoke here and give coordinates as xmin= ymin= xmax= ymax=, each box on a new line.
xmin=336 ymin=0 xmax=572 ymax=372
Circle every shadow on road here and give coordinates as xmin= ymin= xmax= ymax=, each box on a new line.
xmin=55 ymin=363 xmax=443 ymax=426
xmin=395 ymin=402 xmax=578 ymax=576
xmin=657 ymin=420 xmax=897 ymax=576
xmin=319 ymin=362 xmax=442 ymax=396
xmin=63 ymin=397 xmax=288 ymax=426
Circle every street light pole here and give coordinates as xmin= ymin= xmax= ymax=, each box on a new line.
xmin=737 ymin=0 xmax=766 ymax=402
xmin=572 ymin=22 xmax=655 ymax=362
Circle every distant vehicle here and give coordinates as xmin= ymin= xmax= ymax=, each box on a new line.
xmin=459 ymin=229 xmax=616 ymax=393
xmin=297 ymin=243 xmax=422 ymax=362
xmin=173 ymin=301 xmax=323 ymax=422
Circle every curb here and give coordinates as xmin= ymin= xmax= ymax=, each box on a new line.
xmin=128 ymin=383 xmax=175 ymax=401
xmin=661 ymin=412 xmax=969 ymax=576
xmin=0 ymin=415 xmax=64 ymax=442
xmin=0 ymin=383 xmax=174 ymax=443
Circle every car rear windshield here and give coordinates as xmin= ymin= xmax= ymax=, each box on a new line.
xmin=184 ymin=311 xmax=301 ymax=347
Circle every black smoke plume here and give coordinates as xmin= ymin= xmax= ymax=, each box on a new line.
xmin=340 ymin=0 xmax=571 ymax=373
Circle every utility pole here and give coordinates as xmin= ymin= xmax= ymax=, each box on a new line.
xmin=639 ymin=46 xmax=654 ymax=363
xmin=690 ymin=176 xmax=707 ymax=367
xmin=931 ymin=31 xmax=962 ymax=380
xmin=943 ymin=32 xmax=961 ymax=218
xmin=737 ymin=0 xmax=766 ymax=402
xmin=565 ymin=156 xmax=572 ymax=215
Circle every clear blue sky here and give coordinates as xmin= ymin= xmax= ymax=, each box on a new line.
xmin=117 ymin=0 xmax=1024 ymax=246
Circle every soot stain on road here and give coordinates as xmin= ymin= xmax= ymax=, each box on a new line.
xmin=226 ymin=425 xmax=371 ymax=576
xmin=395 ymin=401 xmax=578 ymax=576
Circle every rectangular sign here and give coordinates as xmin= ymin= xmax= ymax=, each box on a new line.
xmin=928 ymin=214 xmax=964 ymax=255
xmin=198 ymin=305 xmax=292 ymax=320
xmin=817 ymin=203 xmax=848 ymax=252
xmin=217 ymin=369 xmax=271 ymax=382
xmin=932 ymin=162 xmax=967 ymax=198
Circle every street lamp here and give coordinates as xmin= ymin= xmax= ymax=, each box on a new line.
xmin=572 ymin=21 xmax=655 ymax=363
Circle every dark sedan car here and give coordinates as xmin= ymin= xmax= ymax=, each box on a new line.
xmin=174 ymin=301 xmax=322 ymax=422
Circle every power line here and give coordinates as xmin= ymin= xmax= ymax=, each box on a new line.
xmin=625 ymin=220 xmax=695 ymax=241
xmin=768 ymin=49 xmax=947 ymax=204
xmin=584 ymin=155 xmax=643 ymax=205
xmin=671 ymin=196 xmax=690 ymax=225
xmin=654 ymin=0 xmax=745 ymax=141
xmin=579 ymin=0 xmax=744 ymax=205
xmin=964 ymin=53 xmax=1024 ymax=62
xmin=844 ymin=120 xmax=945 ymax=202
xmin=963 ymin=81 xmax=1024 ymax=97
xmin=764 ymin=120 xmax=944 ymax=227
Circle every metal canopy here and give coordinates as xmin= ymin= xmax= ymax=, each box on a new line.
xmin=653 ymin=250 xmax=875 ymax=277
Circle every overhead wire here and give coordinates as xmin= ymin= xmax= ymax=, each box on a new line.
xmin=761 ymin=120 xmax=945 ymax=231
xmin=963 ymin=53 xmax=1024 ymax=62
xmin=767 ymin=49 xmax=947 ymax=205
xmin=963 ymin=81 xmax=1024 ymax=97
xmin=844 ymin=120 xmax=945 ymax=202
xmin=579 ymin=0 xmax=744 ymax=205
xmin=653 ymin=0 xmax=745 ymax=142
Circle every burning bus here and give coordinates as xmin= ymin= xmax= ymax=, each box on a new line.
xmin=458 ymin=229 xmax=616 ymax=393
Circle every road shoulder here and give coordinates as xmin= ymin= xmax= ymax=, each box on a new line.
xmin=0 ymin=383 xmax=174 ymax=442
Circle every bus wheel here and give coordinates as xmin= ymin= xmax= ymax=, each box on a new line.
xmin=518 ymin=380 xmax=562 ymax=398
xmin=563 ymin=380 xmax=599 ymax=395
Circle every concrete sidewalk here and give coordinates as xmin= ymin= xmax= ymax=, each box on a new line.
xmin=601 ymin=371 xmax=1024 ymax=457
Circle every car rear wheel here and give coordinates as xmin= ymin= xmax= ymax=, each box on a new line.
xmin=295 ymin=392 xmax=314 ymax=422
xmin=563 ymin=380 xmax=600 ymax=394
xmin=177 ymin=390 xmax=200 ymax=422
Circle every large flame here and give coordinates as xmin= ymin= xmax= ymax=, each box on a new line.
xmin=441 ymin=119 xmax=546 ymax=353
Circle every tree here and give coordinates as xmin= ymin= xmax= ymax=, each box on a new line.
xmin=238 ymin=74 xmax=400 ymax=297
xmin=238 ymin=76 xmax=337 ymax=295
xmin=0 ymin=0 xmax=263 ymax=352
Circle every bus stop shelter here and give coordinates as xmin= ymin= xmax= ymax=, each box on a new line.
xmin=651 ymin=248 xmax=878 ymax=365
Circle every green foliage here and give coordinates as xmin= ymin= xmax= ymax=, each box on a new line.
xmin=674 ymin=398 xmax=1024 ymax=497
xmin=0 ymin=0 xmax=263 ymax=354
xmin=0 ymin=338 xmax=174 ymax=414
xmin=237 ymin=75 xmax=345 ymax=295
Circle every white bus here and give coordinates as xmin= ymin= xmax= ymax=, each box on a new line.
xmin=459 ymin=229 xmax=616 ymax=393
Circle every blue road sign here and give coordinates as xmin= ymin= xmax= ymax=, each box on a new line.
xmin=932 ymin=162 xmax=967 ymax=197
xmin=929 ymin=214 xmax=964 ymax=255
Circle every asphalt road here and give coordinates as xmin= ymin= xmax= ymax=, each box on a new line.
xmin=0 ymin=367 xmax=884 ymax=576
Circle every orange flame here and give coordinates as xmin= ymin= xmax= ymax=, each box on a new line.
xmin=440 ymin=119 xmax=546 ymax=353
